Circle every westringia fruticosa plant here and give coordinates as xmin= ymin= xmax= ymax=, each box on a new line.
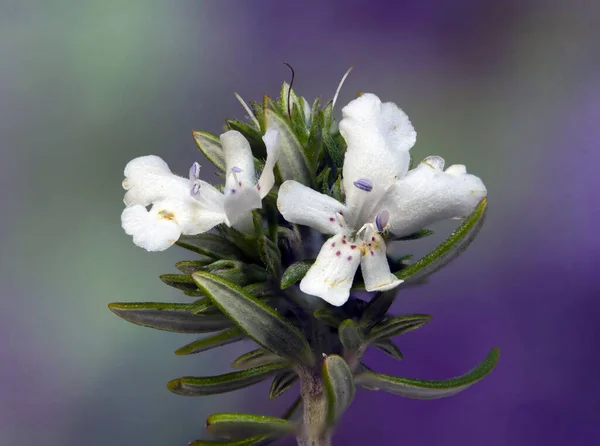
xmin=110 ymin=69 xmax=499 ymax=446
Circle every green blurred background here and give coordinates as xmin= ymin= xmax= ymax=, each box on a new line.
xmin=2 ymin=1 xmax=598 ymax=445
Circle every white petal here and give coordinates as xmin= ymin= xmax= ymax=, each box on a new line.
xmin=299 ymin=234 xmax=361 ymax=306
xmin=360 ymin=234 xmax=403 ymax=292
xmin=121 ymin=204 xmax=182 ymax=252
xmin=220 ymin=130 xmax=257 ymax=193
xmin=123 ymin=155 xmax=189 ymax=206
xmin=377 ymin=156 xmax=487 ymax=237
xmin=339 ymin=93 xmax=416 ymax=228
xmin=277 ymin=181 xmax=349 ymax=235
xmin=223 ymin=187 xmax=261 ymax=228
xmin=257 ymin=128 xmax=281 ymax=199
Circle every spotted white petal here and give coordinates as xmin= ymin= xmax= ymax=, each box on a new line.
xmin=123 ymin=155 xmax=189 ymax=206
xmin=257 ymin=128 xmax=281 ymax=199
xmin=220 ymin=130 xmax=257 ymax=194
xmin=121 ymin=203 xmax=182 ymax=252
xmin=223 ymin=187 xmax=261 ymax=229
xmin=277 ymin=181 xmax=349 ymax=235
xmin=299 ymin=234 xmax=361 ymax=306
xmin=376 ymin=156 xmax=487 ymax=238
xmin=339 ymin=93 xmax=416 ymax=228
xmin=360 ymin=233 xmax=403 ymax=292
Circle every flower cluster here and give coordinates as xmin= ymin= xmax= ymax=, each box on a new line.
xmin=121 ymin=90 xmax=486 ymax=306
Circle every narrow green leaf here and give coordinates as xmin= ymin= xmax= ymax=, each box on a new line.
xmin=257 ymin=236 xmax=282 ymax=278
xmin=167 ymin=363 xmax=289 ymax=396
xmin=159 ymin=274 xmax=198 ymax=292
xmin=193 ymin=130 xmax=225 ymax=171
xmin=280 ymin=260 xmax=313 ymax=289
xmin=317 ymin=166 xmax=331 ymax=194
xmin=202 ymin=260 xmax=268 ymax=287
xmin=269 ymin=370 xmax=298 ymax=400
xmin=108 ymin=302 xmax=232 ymax=333
xmin=192 ymin=271 xmax=314 ymax=365
xmin=396 ymin=198 xmax=488 ymax=282
xmin=372 ymin=339 xmax=403 ymax=360
xmin=232 ymin=349 xmax=289 ymax=370
xmin=331 ymin=175 xmax=343 ymax=203
xmin=338 ymin=319 xmax=364 ymax=352
xmin=243 ymin=282 xmax=274 ymax=298
xmin=355 ymin=347 xmax=500 ymax=399
xmin=225 ymin=120 xmax=267 ymax=159
xmin=175 ymin=328 xmax=245 ymax=356
xmin=313 ymin=309 xmax=344 ymax=328
xmin=217 ymin=225 xmax=262 ymax=261
xmin=323 ymin=355 xmax=355 ymax=425
xmin=177 ymin=234 xmax=243 ymax=260
xmin=394 ymin=229 xmax=434 ymax=241
xmin=359 ymin=289 xmax=398 ymax=331
xmin=206 ymin=413 xmax=296 ymax=440
xmin=367 ymin=314 xmax=432 ymax=342
xmin=176 ymin=257 xmax=215 ymax=275
xmin=264 ymin=108 xmax=312 ymax=185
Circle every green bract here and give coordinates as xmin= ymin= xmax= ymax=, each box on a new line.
xmin=111 ymin=75 xmax=498 ymax=445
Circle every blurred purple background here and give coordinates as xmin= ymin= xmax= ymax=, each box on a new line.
xmin=1 ymin=1 xmax=599 ymax=445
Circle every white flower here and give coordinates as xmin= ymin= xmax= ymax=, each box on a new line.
xmin=277 ymin=94 xmax=486 ymax=306
xmin=121 ymin=129 xmax=280 ymax=251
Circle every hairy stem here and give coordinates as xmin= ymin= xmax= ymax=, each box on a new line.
xmin=296 ymin=366 xmax=332 ymax=446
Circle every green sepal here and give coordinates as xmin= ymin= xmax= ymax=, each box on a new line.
xmin=396 ymin=198 xmax=488 ymax=283
xmin=280 ymin=260 xmax=313 ymax=289
xmin=306 ymin=98 xmax=324 ymax=168
xmin=206 ymin=413 xmax=296 ymax=439
xmin=108 ymin=302 xmax=232 ymax=333
xmin=323 ymin=355 xmax=355 ymax=426
xmin=225 ymin=119 xmax=267 ymax=159
xmin=159 ymin=274 xmax=199 ymax=292
xmin=269 ymin=370 xmax=298 ymax=400
xmin=175 ymin=328 xmax=245 ymax=356
xmin=338 ymin=319 xmax=364 ymax=352
xmin=217 ymin=225 xmax=262 ymax=261
xmin=331 ymin=175 xmax=343 ymax=203
xmin=243 ymin=282 xmax=274 ymax=298
xmin=313 ymin=309 xmax=345 ymax=328
xmin=290 ymin=101 xmax=309 ymax=145
xmin=317 ymin=166 xmax=332 ymax=194
xmin=359 ymin=289 xmax=398 ymax=331
xmin=394 ymin=228 xmax=434 ymax=241
xmin=201 ymin=260 xmax=268 ymax=287
xmin=355 ymin=347 xmax=500 ymax=399
xmin=176 ymin=258 xmax=215 ymax=275
xmin=192 ymin=271 xmax=314 ymax=366
xmin=177 ymin=234 xmax=243 ymax=260
xmin=257 ymin=235 xmax=282 ymax=278
xmin=232 ymin=348 xmax=290 ymax=370
xmin=263 ymin=107 xmax=312 ymax=185
xmin=167 ymin=363 xmax=289 ymax=396
xmin=372 ymin=339 xmax=403 ymax=360
xmin=367 ymin=314 xmax=432 ymax=342
xmin=192 ymin=130 xmax=225 ymax=172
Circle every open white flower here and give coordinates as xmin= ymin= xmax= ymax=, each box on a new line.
xmin=277 ymin=94 xmax=486 ymax=306
xmin=121 ymin=129 xmax=280 ymax=251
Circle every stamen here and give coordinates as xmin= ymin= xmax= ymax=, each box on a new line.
xmin=353 ymin=178 xmax=373 ymax=192
xmin=332 ymin=66 xmax=354 ymax=110
xmin=231 ymin=166 xmax=243 ymax=173
xmin=230 ymin=166 xmax=243 ymax=189
xmin=190 ymin=182 xmax=201 ymax=196
xmin=234 ymin=92 xmax=260 ymax=129
xmin=335 ymin=212 xmax=347 ymax=228
xmin=375 ymin=210 xmax=390 ymax=232
xmin=189 ymin=162 xmax=200 ymax=181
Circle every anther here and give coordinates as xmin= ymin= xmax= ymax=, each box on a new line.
xmin=353 ymin=178 xmax=373 ymax=192
xmin=191 ymin=182 xmax=201 ymax=196
xmin=189 ymin=162 xmax=200 ymax=181
xmin=375 ymin=210 xmax=390 ymax=232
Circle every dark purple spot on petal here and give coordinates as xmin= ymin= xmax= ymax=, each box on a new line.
xmin=347 ymin=256 xmax=353 ymax=261
xmin=336 ymin=251 xmax=341 ymax=256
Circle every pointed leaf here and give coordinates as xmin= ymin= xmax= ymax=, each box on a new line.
xmin=193 ymin=130 xmax=225 ymax=171
xmin=159 ymin=274 xmax=198 ymax=292
xmin=175 ymin=328 xmax=245 ymax=355
xmin=269 ymin=370 xmax=298 ymax=400
xmin=280 ymin=260 xmax=313 ymax=289
xmin=232 ymin=349 xmax=290 ymax=370
xmin=264 ymin=108 xmax=312 ymax=185
xmin=331 ymin=175 xmax=343 ymax=203
xmin=396 ymin=198 xmax=488 ymax=283
xmin=206 ymin=413 xmax=296 ymax=439
xmin=356 ymin=347 xmax=500 ymax=399
xmin=192 ymin=271 xmax=314 ymax=365
xmin=202 ymin=260 xmax=268 ymax=287
xmin=243 ymin=282 xmax=274 ymax=298
xmin=338 ymin=319 xmax=364 ymax=352
xmin=359 ymin=289 xmax=397 ymax=331
xmin=177 ymin=234 xmax=243 ymax=260
xmin=217 ymin=225 xmax=262 ymax=261
xmin=367 ymin=315 xmax=432 ymax=342
xmin=372 ymin=339 xmax=403 ymax=360
xmin=257 ymin=235 xmax=281 ymax=278
xmin=313 ymin=309 xmax=344 ymax=328
xmin=176 ymin=257 xmax=215 ymax=274
xmin=323 ymin=355 xmax=355 ymax=425
xmin=108 ymin=302 xmax=232 ymax=333
xmin=167 ymin=363 xmax=288 ymax=396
